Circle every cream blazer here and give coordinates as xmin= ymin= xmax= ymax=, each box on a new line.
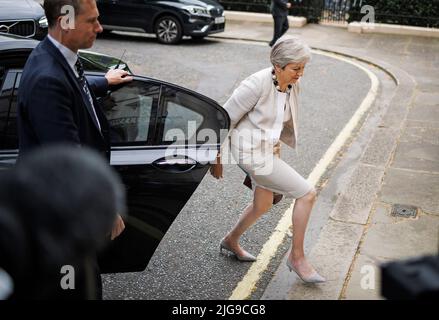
xmin=223 ymin=67 xmax=299 ymax=153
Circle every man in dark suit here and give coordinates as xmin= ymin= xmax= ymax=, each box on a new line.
xmin=17 ymin=0 xmax=132 ymax=299
xmin=269 ymin=0 xmax=292 ymax=47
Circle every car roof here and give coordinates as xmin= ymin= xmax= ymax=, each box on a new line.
xmin=0 ymin=32 xmax=132 ymax=73
xmin=0 ymin=32 xmax=38 ymax=51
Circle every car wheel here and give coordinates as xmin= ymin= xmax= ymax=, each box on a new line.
xmin=155 ymin=16 xmax=183 ymax=44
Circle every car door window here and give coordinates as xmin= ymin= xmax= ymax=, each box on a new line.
xmin=5 ymin=72 xmax=21 ymax=149
xmin=163 ymin=100 xmax=204 ymax=144
xmin=100 ymin=80 xmax=160 ymax=145
xmin=0 ymin=66 xmax=5 ymax=87
xmin=159 ymin=87 xmax=227 ymax=146
xmin=0 ymin=71 xmax=18 ymax=149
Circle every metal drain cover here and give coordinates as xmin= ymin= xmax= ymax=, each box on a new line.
xmin=391 ymin=204 xmax=418 ymax=218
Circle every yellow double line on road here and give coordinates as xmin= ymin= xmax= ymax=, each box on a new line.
xmin=228 ymin=49 xmax=379 ymax=300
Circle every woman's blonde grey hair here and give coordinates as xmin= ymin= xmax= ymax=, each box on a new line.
xmin=270 ymin=35 xmax=311 ymax=68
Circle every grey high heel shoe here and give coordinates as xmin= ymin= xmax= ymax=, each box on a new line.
xmin=286 ymin=259 xmax=326 ymax=283
xmin=220 ymin=239 xmax=256 ymax=262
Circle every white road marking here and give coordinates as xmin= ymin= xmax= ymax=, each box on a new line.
xmin=228 ymin=49 xmax=380 ymax=300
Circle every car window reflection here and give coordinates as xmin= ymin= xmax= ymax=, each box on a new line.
xmin=0 ymin=71 xmax=17 ymax=149
xmin=101 ymin=81 xmax=159 ymax=145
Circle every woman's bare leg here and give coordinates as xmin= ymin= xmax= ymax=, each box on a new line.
xmin=287 ymin=189 xmax=320 ymax=277
xmin=222 ymin=187 xmax=273 ymax=256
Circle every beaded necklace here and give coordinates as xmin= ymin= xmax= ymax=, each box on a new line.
xmin=272 ymin=68 xmax=292 ymax=93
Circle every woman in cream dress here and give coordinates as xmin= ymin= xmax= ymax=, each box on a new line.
xmin=211 ymin=35 xmax=325 ymax=283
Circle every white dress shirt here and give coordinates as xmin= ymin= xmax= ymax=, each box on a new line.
xmin=47 ymin=34 xmax=79 ymax=77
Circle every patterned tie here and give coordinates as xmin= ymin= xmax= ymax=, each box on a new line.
xmin=75 ymin=58 xmax=101 ymax=131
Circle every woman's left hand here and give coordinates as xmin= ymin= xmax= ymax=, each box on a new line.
xmin=274 ymin=142 xmax=281 ymax=158
xmin=210 ymin=153 xmax=223 ymax=179
xmin=210 ymin=163 xmax=223 ymax=179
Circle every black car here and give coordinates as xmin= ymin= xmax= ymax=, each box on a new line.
xmin=0 ymin=34 xmax=230 ymax=273
xmin=0 ymin=0 xmax=48 ymax=40
xmin=97 ymin=0 xmax=226 ymax=44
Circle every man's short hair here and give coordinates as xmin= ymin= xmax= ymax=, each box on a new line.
xmin=44 ymin=0 xmax=82 ymax=28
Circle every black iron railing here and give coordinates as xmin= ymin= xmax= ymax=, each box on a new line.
xmin=219 ymin=0 xmax=323 ymax=22
xmin=321 ymin=0 xmax=351 ymax=23
xmin=219 ymin=0 xmax=439 ymax=28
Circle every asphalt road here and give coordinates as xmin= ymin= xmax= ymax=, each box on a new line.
xmin=92 ymin=33 xmax=372 ymax=300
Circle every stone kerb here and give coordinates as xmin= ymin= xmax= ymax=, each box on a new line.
xmin=348 ymin=22 xmax=439 ymax=38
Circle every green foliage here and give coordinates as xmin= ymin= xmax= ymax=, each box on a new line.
xmin=350 ymin=0 xmax=439 ymax=27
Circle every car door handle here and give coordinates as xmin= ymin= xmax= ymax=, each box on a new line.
xmin=152 ymin=157 xmax=197 ymax=173
xmin=154 ymin=158 xmax=196 ymax=166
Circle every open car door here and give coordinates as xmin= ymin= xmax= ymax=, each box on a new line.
xmin=95 ymin=76 xmax=230 ymax=273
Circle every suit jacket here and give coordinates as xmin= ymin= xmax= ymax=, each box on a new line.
xmin=17 ymin=37 xmax=111 ymax=160
xmin=223 ymin=67 xmax=299 ymax=153
xmin=271 ymin=0 xmax=289 ymax=17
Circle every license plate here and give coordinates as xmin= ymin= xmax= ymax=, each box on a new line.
xmin=215 ymin=17 xmax=225 ymax=24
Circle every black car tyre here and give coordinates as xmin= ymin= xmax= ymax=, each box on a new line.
xmin=155 ymin=16 xmax=183 ymax=44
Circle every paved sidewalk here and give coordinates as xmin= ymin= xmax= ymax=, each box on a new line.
xmin=212 ymin=21 xmax=439 ymax=300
